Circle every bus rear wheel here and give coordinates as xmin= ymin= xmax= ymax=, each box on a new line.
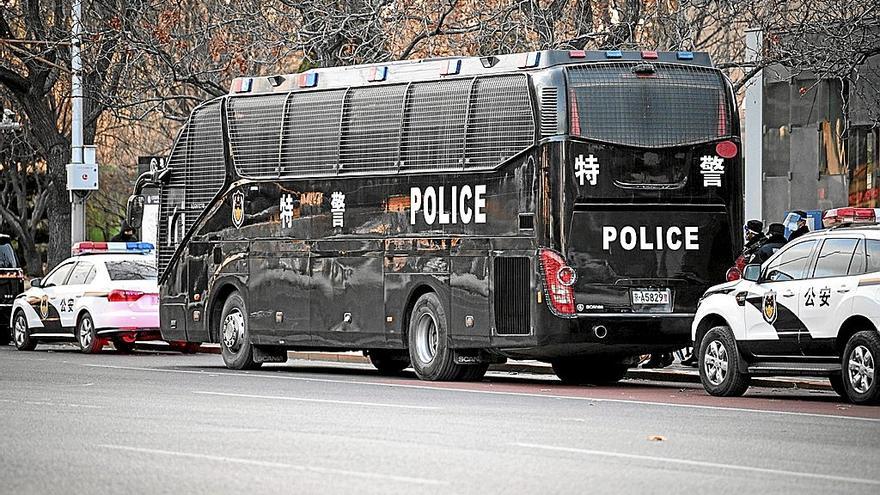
xmin=551 ymin=358 xmax=630 ymax=385
xmin=407 ymin=292 xmax=463 ymax=381
xmin=219 ymin=292 xmax=261 ymax=370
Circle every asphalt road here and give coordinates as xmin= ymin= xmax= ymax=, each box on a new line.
xmin=1 ymin=344 xmax=878 ymax=495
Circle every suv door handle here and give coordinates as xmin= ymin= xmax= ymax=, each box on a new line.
xmin=782 ymin=290 xmax=795 ymax=297
xmin=836 ymin=287 xmax=851 ymax=293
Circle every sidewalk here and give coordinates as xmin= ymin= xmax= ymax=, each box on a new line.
xmin=142 ymin=342 xmax=832 ymax=391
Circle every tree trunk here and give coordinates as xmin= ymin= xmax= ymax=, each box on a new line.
xmin=45 ymin=143 xmax=71 ymax=269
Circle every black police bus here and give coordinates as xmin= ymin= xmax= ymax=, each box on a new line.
xmin=128 ymin=49 xmax=742 ymax=383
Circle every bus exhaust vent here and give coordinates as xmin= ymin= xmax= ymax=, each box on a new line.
xmin=493 ymin=257 xmax=531 ymax=335
xmin=540 ymin=87 xmax=558 ymax=136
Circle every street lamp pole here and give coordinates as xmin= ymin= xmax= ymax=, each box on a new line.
xmin=68 ymin=0 xmax=96 ymax=244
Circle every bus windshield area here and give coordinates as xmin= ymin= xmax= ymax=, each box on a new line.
xmin=567 ymin=62 xmax=733 ymax=148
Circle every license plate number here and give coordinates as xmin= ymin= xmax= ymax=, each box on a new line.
xmin=631 ymin=290 xmax=670 ymax=305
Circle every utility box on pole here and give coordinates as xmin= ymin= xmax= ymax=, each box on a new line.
xmin=66 ymin=145 xmax=98 ymax=190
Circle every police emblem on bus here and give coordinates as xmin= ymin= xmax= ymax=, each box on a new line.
xmin=231 ymin=190 xmax=245 ymax=228
xmin=762 ymin=291 xmax=777 ymax=324
xmin=39 ymin=295 xmax=49 ymax=319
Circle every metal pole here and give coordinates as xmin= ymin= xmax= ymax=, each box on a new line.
xmin=70 ymin=0 xmax=86 ymax=244
xmin=743 ymin=28 xmax=764 ymax=224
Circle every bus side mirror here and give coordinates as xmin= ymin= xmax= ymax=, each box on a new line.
xmin=742 ymin=264 xmax=762 ymax=282
xmin=126 ymin=194 xmax=145 ymax=230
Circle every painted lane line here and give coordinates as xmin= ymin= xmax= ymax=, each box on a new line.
xmin=514 ymin=442 xmax=880 ymax=487
xmin=193 ymin=390 xmax=440 ymax=410
xmin=81 ymin=364 xmax=880 ymax=423
xmin=98 ymin=444 xmax=447 ymax=486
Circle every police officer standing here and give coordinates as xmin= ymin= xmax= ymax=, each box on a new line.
xmin=742 ymin=219 xmax=767 ymax=264
xmin=110 ymin=221 xmax=138 ymax=242
xmin=788 ymin=210 xmax=810 ymax=241
xmin=755 ymin=223 xmax=788 ymax=263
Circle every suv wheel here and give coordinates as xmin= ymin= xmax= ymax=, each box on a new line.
xmin=12 ymin=310 xmax=36 ymax=351
xmin=842 ymin=331 xmax=879 ymax=405
xmin=698 ymin=325 xmax=750 ymax=397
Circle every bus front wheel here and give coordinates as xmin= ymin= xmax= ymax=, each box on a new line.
xmin=407 ymin=292 xmax=463 ymax=381
xmin=219 ymin=292 xmax=261 ymax=370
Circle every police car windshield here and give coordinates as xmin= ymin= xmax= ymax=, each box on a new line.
xmin=0 ymin=244 xmax=17 ymax=269
xmin=105 ymin=260 xmax=157 ymax=280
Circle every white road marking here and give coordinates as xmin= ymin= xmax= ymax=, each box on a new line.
xmin=0 ymin=398 xmax=102 ymax=409
xmin=514 ymin=442 xmax=880 ymax=487
xmin=98 ymin=444 xmax=447 ymax=486
xmin=193 ymin=390 xmax=439 ymax=410
xmin=81 ymin=363 xmax=880 ymax=423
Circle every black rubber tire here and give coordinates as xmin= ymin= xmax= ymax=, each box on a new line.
xmin=76 ymin=312 xmax=103 ymax=354
xmin=698 ymin=325 xmax=750 ymax=397
xmin=12 ymin=310 xmax=36 ymax=351
xmin=407 ymin=292 xmax=462 ymax=381
xmin=219 ymin=292 xmax=261 ymax=370
xmin=170 ymin=341 xmax=201 ymax=354
xmin=456 ymin=363 xmax=490 ymax=382
xmin=829 ymin=374 xmax=847 ymax=398
xmin=841 ymin=330 xmax=880 ymax=405
xmin=368 ymin=350 xmax=410 ymax=375
xmin=112 ymin=339 xmax=135 ymax=353
xmin=551 ymin=359 xmax=629 ymax=385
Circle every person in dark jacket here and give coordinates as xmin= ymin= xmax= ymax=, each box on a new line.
xmin=788 ymin=210 xmax=810 ymax=241
xmin=755 ymin=223 xmax=787 ymax=263
xmin=110 ymin=221 xmax=137 ymax=242
xmin=741 ymin=219 xmax=767 ymax=264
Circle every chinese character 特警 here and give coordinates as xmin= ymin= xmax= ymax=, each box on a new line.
xmin=819 ymin=287 xmax=831 ymax=307
xmin=574 ymin=154 xmax=600 ymax=186
xmin=699 ymin=155 xmax=725 ymax=187
xmin=280 ymin=194 xmax=294 ymax=229
xmin=331 ymin=191 xmax=346 ymax=228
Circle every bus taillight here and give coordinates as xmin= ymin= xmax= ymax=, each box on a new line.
xmin=539 ymin=249 xmax=576 ymax=316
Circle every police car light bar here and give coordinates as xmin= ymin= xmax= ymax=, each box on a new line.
xmin=72 ymin=241 xmax=155 ymax=255
xmin=822 ymin=207 xmax=879 ymax=228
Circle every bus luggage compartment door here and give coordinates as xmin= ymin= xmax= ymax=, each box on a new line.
xmin=566 ymin=206 xmax=732 ymax=313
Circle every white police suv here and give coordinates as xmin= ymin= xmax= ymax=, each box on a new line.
xmin=692 ymin=208 xmax=880 ymax=405
xmin=9 ymin=242 xmax=181 ymax=353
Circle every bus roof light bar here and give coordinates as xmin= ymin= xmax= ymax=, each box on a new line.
xmin=298 ymin=73 xmax=318 ymax=88
xmin=369 ymin=66 xmax=388 ymax=82
xmin=641 ymin=50 xmax=658 ymax=59
xmin=568 ymin=50 xmax=586 ymax=58
xmin=677 ymin=51 xmax=695 ymax=60
xmin=520 ymin=52 xmax=541 ymax=68
xmin=605 ymin=50 xmax=623 ymax=58
xmin=441 ymin=60 xmax=461 ymax=75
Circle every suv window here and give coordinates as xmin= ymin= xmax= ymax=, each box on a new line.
xmin=765 ymin=240 xmax=817 ymax=282
xmin=867 ymin=240 xmax=880 ymax=274
xmin=43 ymin=262 xmax=75 ymax=287
xmin=67 ymin=262 xmax=95 ymax=285
xmin=0 ymin=243 xmax=17 ymax=269
xmin=812 ymin=238 xmax=858 ymax=278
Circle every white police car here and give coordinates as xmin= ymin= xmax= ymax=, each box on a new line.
xmin=8 ymin=242 xmax=191 ymax=353
xmin=692 ymin=208 xmax=880 ymax=405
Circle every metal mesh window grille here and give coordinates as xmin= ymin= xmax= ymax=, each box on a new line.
xmin=228 ymin=94 xmax=287 ymax=178
xmin=567 ymin=63 xmax=733 ymax=148
xmin=281 ymin=90 xmax=345 ymax=177
xmin=400 ymin=79 xmax=471 ymax=171
xmin=465 ymin=75 xmax=535 ymax=169
xmin=339 ymin=85 xmax=407 ymax=172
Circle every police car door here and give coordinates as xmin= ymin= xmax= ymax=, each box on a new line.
xmin=743 ymin=239 xmax=818 ymax=354
xmin=33 ymin=261 xmax=76 ymax=331
xmin=799 ymin=237 xmax=860 ymax=354
xmin=60 ymin=261 xmax=96 ymax=329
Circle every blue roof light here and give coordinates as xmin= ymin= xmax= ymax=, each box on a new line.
xmin=605 ymin=50 xmax=623 ymax=59
xmin=677 ymin=51 xmax=694 ymax=60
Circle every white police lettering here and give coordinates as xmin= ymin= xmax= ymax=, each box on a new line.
xmin=330 ymin=191 xmax=346 ymax=227
xmin=602 ymin=226 xmax=699 ymax=251
xmin=699 ymin=155 xmax=725 ymax=187
xmin=574 ymin=154 xmax=600 ymax=186
xmin=410 ymin=185 xmax=486 ymax=225
xmin=280 ymin=194 xmax=294 ymax=228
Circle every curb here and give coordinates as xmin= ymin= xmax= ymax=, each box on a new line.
xmin=136 ymin=343 xmax=832 ymax=391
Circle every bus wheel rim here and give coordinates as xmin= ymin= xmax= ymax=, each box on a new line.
xmin=848 ymin=345 xmax=874 ymax=394
xmin=704 ymin=339 xmax=728 ymax=386
xmin=14 ymin=315 xmax=26 ymax=346
xmin=414 ymin=313 xmax=439 ymax=364
xmin=223 ymin=309 xmax=244 ymax=352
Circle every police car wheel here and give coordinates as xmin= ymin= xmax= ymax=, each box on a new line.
xmin=842 ymin=331 xmax=879 ymax=405
xmin=368 ymin=350 xmax=410 ymax=375
xmin=76 ymin=313 xmax=103 ymax=354
xmin=12 ymin=310 xmax=36 ymax=351
xmin=219 ymin=292 xmax=261 ymax=370
xmin=698 ymin=326 xmax=750 ymax=397
xmin=407 ymin=292 xmax=461 ymax=381
xmin=551 ymin=359 xmax=629 ymax=385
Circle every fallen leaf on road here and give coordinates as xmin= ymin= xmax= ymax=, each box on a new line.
xmin=647 ymin=435 xmax=666 ymax=442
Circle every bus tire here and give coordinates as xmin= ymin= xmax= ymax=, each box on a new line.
xmin=698 ymin=325 xmax=750 ymax=397
xmin=407 ymin=292 xmax=461 ymax=381
xmin=368 ymin=350 xmax=410 ymax=375
xmin=12 ymin=310 xmax=36 ymax=351
xmin=76 ymin=312 xmax=103 ymax=354
xmin=551 ymin=359 xmax=629 ymax=385
xmin=219 ymin=292 xmax=261 ymax=370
